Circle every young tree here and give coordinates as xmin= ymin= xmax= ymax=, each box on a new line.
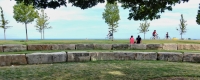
xmin=196 ymin=5 xmax=200 ymax=25
xmin=13 ymin=2 xmax=38 ymax=41
xmin=138 ymin=21 xmax=150 ymax=39
xmin=35 ymin=9 xmax=52 ymax=40
xmin=177 ymin=14 xmax=187 ymax=39
xmin=0 ymin=6 xmax=12 ymax=40
xmin=102 ymin=1 xmax=120 ymax=41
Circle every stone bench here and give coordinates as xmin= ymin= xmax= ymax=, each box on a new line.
xmin=0 ymin=54 xmax=27 ymax=66
xmin=157 ymin=52 xmax=183 ymax=62
xmin=3 ymin=44 xmax=26 ymax=52
xmin=183 ymin=53 xmax=200 ymax=63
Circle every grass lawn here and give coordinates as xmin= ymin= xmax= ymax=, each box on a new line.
xmin=0 ymin=39 xmax=200 ymax=44
xmin=0 ymin=60 xmax=200 ymax=80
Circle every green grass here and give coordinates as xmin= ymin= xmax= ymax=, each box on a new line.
xmin=0 ymin=60 xmax=200 ymax=80
xmin=1 ymin=39 xmax=200 ymax=45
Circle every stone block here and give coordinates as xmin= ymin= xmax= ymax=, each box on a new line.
xmin=157 ymin=52 xmax=183 ymax=62
xmin=75 ymin=44 xmax=94 ymax=50
xmin=67 ymin=52 xmax=90 ymax=62
xmin=52 ymin=44 xmax=75 ymax=50
xmin=3 ymin=44 xmax=27 ymax=52
xmin=112 ymin=44 xmax=129 ymax=50
xmin=113 ymin=52 xmax=137 ymax=60
xmin=129 ymin=44 xmax=146 ymax=50
xmin=93 ymin=44 xmax=112 ymax=50
xmin=146 ymin=44 xmax=163 ymax=50
xmin=0 ymin=45 xmax=3 ymax=52
xmin=177 ymin=44 xmax=191 ymax=50
xmin=183 ymin=53 xmax=200 ymax=62
xmin=11 ymin=54 xmax=27 ymax=65
xmin=90 ymin=52 xmax=115 ymax=61
xmin=26 ymin=53 xmax=53 ymax=64
xmin=27 ymin=44 xmax=52 ymax=51
xmin=52 ymin=52 xmax=67 ymax=63
xmin=135 ymin=52 xmax=157 ymax=60
xmin=162 ymin=43 xmax=178 ymax=50
xmin=0 ymin=55 xmax=12 ymax=66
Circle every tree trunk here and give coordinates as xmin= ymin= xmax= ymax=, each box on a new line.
xmin=41 ymin=31 xmax=42 ymax=40
xmin=181 ymin=34 xmax=182 ymax=40
xmin=25 ymin=23 xmax=28 ymax=41
xmin=144 ymin=32 xmax=145 ymax=40
xmin=43 ymin=28 xmax=44 ymax=40
xmin=112 ymin=26 xmax=114 ymax=41
xmin=4 ymin=29 xmax=6 ymax=40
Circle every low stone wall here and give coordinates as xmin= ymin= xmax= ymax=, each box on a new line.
xmin=0 ymin=51 xmax=200 ymax=66
xmin=1 ymin=43 xmax=200 ymax=52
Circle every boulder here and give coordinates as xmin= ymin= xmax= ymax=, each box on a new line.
xmin=157 ymin=52 xmax=183 ymax=62
xmin=90 ymin=52 xmax=115 ymax=61
xmin=75 ymin=44 xmax=94 ymax=50
xmin=52 ymin=52 xmax=67 ymax=63
xmin=93 ymin=44 xmax=112 ymax=50
xmin=113 ymin=51 xmax=137 ymax=60
xmin=146 ymin=44 xmax=163 ymax=50
xmin=162 ymin=43 xmax=178 ymax=50
xmin=3 ymin=44 xmax=27 ymax=52
xmin=135 ymin=52 xmax=157 ymax=60
xmin=52 ymin=44 xmax=75 ymax=50
xmin=11 ymin=54 xmax=27 ymax=65
xmin=177 ymin=44 xmax=191 ymax=50
xmin=183 ymin=53 xmax=200 ymax=62
xmin=129 ymin=44 xmax=146 ymax=50
xmin=0 ymin=45 xmax=3 ymax=52
xmin=26 ymin=53 xmax=53 ymax=64
xmin=112 ymin=44 xmax=129 ymax=50
xmin=27 ymin=44 xmax=52 ymax=51
xmin=67 ymin=51 xmax=90 ymax=62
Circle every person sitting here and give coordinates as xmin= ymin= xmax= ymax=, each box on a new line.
xmin=136 ymin=35 xmax=142 ymax=44
xmin=166 ymin=32 xmax=169 ymax=39
xmin=130 ymin=35 xmax=134 ymax=44
xmin=107 ymin=30 xmax=113 ymax=39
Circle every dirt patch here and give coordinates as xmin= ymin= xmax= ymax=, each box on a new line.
xmin=151 ymin=77 xmax=200 ymax=80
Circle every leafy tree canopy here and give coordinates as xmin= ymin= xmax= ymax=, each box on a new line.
xmin=14 ymin=0 xmax=189 ymax=20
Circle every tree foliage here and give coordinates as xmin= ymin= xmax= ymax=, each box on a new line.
xmin=138 ymin=21 xmax=150 ymax=39
xmin=196 ymin=5 xmax=200 ymax=25
xmin=0 ymin=6 xmax=12 ymax=40
xmin=177 ymin=14 xmax=187 ymax=39
xmin=35 ymin=9 xmax=52 ymax=40
xmin=13 ymin=2 xmax=38 ymax=41
xmin=14 ymin=0 xmax=189 ymax=21
xmin=102 ymin=2 xmax=120 ymax=41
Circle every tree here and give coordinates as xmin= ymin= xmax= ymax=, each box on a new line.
xmin=0 ymin=6 xmax=12 ymax=40
xmin=14 ymin=0 xmax=189 ymax=21
xmin=177 ymin=14 xmax=187 ymax=39
xmin=102 ymin=2 xmax=120 ymax=41
xmin=35 ymin=9 xmax=52 ymax=40
xmin=13 ymin=2 xmax=38 ymax=41
xmin=196 ymin=4 xmax=200 ymax=25
xmin=138 ymin=21 xmax=150 ymax=39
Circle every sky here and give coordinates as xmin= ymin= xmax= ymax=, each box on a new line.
xmin=0 ymin=0 xmax=199 ymax=40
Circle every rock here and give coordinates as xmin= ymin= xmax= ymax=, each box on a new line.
xmin=162 ymin=43 xmax=178 ymax=50
xmin=52 ymin=44 xmax=75 ymax=50
xmin=113 ymin=52 xmax=137 ymax=60
xmin=90 ymin=52 xmax=115 ymax=61
xmin=146 ymin=44 xmax=163 ymax=50
xmin=129 ymin=44 xmax=146 ymax=50
xmin=3 ymin=44 xmax=27 ymax=52
xmin=11 ymin=54 xmax=27 ymax=65
xmin=135 ymin=52 xmax=157 ymax=60
xmin=27 ymin=44 xmax=52 ymax=51
xmin=183 ymin=53 xmax=200 ymax=62
xmin=0 ymin=55 xmax=12 ymax=66
xmin=190 ymin=44 xmax=200 ymax=50
xmin=177 ymin=44 xmax=191 ymax=50
xmin=26 ymin=53 xmax=53 ymax=64
xmin=157 ymin=52 xmax=183 ymax=62
xmin=67 ymin=51 xmax=90 ymax=62
xmin=0 ymin=45 xmax=3 ymax=52
xmin=75 ymin=44 xmax=94 ymax=50
xmin=93 ymin=44 xmax=112 ymax=50
xmin=52 ymin=52 xmax=67 ymax=63
xmin=112 ymin=44 xmax=129 ymax=50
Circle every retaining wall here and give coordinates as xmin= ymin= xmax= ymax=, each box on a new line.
xmin=0 ymin=51 xmax=200 ymax=66
xmin=1 ymin=44 xmax=200 ymax=52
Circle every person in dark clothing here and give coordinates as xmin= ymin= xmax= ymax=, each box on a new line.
xmin=136 ymin=35 xmax=142 ymax=44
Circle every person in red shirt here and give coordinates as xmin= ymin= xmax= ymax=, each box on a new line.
xmin=130 ymin=35 xmax=134 ymax=44
xmin=152 ymin=30 xmax=157 ymax=39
